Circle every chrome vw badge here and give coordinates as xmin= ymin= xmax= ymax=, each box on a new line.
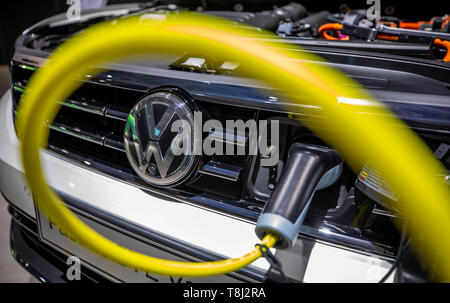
xmin=124 ymin=90 xmax=197 ymax=186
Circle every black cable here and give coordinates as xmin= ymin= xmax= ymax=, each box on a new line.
xmin=255 ymin=244 xmax=289 ymax=283
xmin=379 ymin=220 xmax=409 ymax=283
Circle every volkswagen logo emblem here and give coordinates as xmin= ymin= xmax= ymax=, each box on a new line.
xmin=124 ymin=89 xmax=198 ymax=186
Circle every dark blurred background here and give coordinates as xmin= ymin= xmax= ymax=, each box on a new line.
xmin=0 ymin=0 xmax=445 ymax=65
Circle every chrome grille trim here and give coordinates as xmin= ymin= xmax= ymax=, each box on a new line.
xmin=49 ymin=122 xmax=105 ymax=145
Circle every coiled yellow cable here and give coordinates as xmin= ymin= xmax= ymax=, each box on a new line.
xmin=16 ymin=14 xmax=450 ymax=280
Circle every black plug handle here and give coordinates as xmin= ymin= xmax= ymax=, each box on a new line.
xmin=256 ymin=143 xmax=341 ymax=248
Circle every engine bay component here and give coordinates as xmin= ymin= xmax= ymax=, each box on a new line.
xmin=244 ymin=2 xmax=308 ymax=31
xmin=20 ymin=4 xmax=450 ymax=62
xmin=317 ymin=10 xmax=450 ymax=61
xmin=355 ymin=162 xmax=398 ymax=209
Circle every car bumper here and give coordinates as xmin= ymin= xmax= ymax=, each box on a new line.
xmin=0 ymin=90 xmax=394 ymax=282
xmin=8 ymin=209 xmax=110 ymax=283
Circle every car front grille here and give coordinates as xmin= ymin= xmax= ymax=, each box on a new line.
xmin=13 ymin=67 xmax=142 ymax=169
xmin=11 ymin=62 xmax=262 ymax=204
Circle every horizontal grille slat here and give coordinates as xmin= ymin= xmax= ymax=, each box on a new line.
xmin=62 ymin=99 xmax=104 ymax=116
xmin=12 ymin=71 xmax=134 ymax=158
xmin=49 ymin=121 xmax=106 ymax=145
xmin=104 ymin=105 xmax=129 ymax=121
xmin=47 ymin=141 xmax=134 ymax=176
xmin=104 ymin=136 xmax=126 ymax=152
xmin=199 ymin=161 xmax=242 ymax=181
xmin=14 ymin=83 xmax=129 ymax=123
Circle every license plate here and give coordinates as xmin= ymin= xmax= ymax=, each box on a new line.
xmin=36 ymin=206 xmax=244 ymax=283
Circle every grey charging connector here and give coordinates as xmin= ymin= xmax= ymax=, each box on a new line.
xmin=255 ymin=143 xmax=342 ymax=249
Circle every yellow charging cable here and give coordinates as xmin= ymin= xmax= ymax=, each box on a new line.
xmin=16 ymin=14 xmax=450 ymax=280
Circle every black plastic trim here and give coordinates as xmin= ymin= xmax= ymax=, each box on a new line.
xmin=10 ymin=220 xmax=111 ymax=283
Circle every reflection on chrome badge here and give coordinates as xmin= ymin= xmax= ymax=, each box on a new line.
xmin=124 ymin=89 xmax=280 ymax=187
xmin=124 ymin=90 xmax=198 ymax=186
